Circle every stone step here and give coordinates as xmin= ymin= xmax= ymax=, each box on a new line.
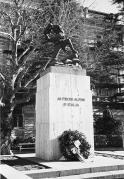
xmin=18 ymin=153 xmax=124 ymax=179
xmin=95 ymin=151 xmax=124 ymax=160
xmin=0 ymin=164 xmax=31 ymax=179
xmin=42 ymin=170 xmax=124 ymax=179
xmin=25 ymin=163 xmax=124 ymax=179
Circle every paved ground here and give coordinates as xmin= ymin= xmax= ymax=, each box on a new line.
xmin=14 ymin=150 xmax=124 ymax=171
xmin=97 ymin=150 xmax=124 ymax=155
xmin=1 ymin=150 xmax=124 ymax=179
xmin=15 ymin=151 xmax=124 ymax=179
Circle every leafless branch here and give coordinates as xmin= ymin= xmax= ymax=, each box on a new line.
xmin=0 ymin=72 xmax=5 ymax=81
xmin=0 ymin=31 xmax=15 ymax=41
xmin=24 ymin=67 xmax=43 ymax=88
xmin=0 ymin=11 xmax=14 ymax=27
xmin=14 ymin=64 xmax=31 ymax=89
xmin=18 ymin=45 xmax=34 ymax=65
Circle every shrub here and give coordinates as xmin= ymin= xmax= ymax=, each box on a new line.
xmin=94 ymin=107 xmax=121 ymax=136
xmin=94 ymin=135 xmax=123 ymax=148
xmin=59 ymin=129 xmax=91 ymax=161
xmin=94 ymin=135 xmax=108 ymax=148
xmin=107 ymin=135 xmax=123 ymax=147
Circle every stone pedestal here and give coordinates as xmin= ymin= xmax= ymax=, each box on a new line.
xmin=36 ymin=66 xmax=94 ymax=160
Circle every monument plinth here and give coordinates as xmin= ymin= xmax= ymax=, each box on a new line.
xmin=36 ymin=66 xmax=94 ymax=160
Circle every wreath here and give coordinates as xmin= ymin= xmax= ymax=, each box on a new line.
xmin=59 ymin=129 xmax=91 ymax=161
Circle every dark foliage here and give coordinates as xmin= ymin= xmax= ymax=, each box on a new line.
xmin=113 ymin=0 xmax=124 ymax=4
xmin=94 ymin=135 xmax=123 ymax=148
xmin=94 ymin=107 xmax=121 ymax=135
xmin=112 ymin=0 xmax=124 ymax=11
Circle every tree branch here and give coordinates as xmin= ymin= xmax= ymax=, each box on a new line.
xmin=18 ymin=45 xmax=34 ymax=65
xmin=13 ymin=64 xmax=31 ymax=89
xmin=0 ymin=72 xmax=5 ymax=82
xmin=0 ymin=31 xmax=15 ymax=41
xmin=0 ymin=11 xmax=14 ymax=28
xmin=11 ymin=66 xmax=25 ymax=90
xmin=0 ymin=72 xmax=5 ymax=106
xmin=17 ymin=25 xmax=27 ymax=42
xmin=24 ymin=67 xmax=43 ymax=88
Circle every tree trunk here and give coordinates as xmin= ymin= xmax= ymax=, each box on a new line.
xmin=1 ymin=91 xmax=16 ymax=155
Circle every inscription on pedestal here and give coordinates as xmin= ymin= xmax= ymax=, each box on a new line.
xmin=57 ymin=97 xmax=85 ymax=107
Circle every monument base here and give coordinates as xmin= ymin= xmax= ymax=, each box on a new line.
xmin=36 ymin=66 xmax=94 ymax=160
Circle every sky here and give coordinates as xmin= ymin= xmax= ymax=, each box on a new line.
xmin=78 ymin=0 xmax=120 ymax=13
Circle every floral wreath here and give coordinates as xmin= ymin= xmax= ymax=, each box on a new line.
xmin=59 ymin=129 xmax=91 ymax=161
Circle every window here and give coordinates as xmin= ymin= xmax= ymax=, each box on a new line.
xmin=13 ymin=115 xmax=23 ymax=128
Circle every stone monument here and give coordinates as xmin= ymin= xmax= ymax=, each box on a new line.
xmin=36 ymin=23 xmax=94 ymax=160
xmin=36 ymin=66 xmax=94 ymax=160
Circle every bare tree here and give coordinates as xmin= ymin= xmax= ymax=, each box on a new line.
xmin=0 ymin=0 xmax=88 ymax=153
xmin=0 ymin=0 xmax=51 ymax=144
